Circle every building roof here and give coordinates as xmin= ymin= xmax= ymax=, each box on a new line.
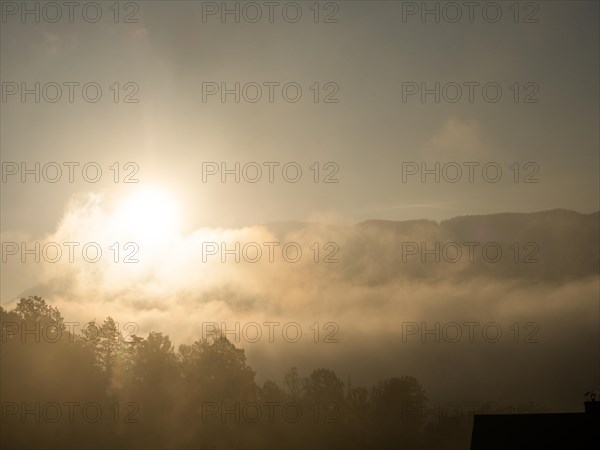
xmin=470 ymin=412 xmax=597 ymax=449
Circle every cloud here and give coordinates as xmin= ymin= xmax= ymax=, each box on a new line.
xmin=423 ymin=118 xmax=492 ymax=159
xmin=1 ymin=194 xmax=598 ymax=410
xmin=39 ymin=30 xmax=78 ymax=56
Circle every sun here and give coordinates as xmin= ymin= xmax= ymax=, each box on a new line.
xmin=110 ymin=186 xmax=182 ymax=243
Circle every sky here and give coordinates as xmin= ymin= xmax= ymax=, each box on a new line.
xmin=0 ymin=0 xmax=599 ymax=411
xmin=1 ymin=0 xmax=598 ymax=237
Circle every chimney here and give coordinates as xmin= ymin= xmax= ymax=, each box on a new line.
xmin=584 ymin=391 xmax=600 ymax=414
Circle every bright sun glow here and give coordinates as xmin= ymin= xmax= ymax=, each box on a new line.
xmin=110 ymin=186 xmax=182 ymax=243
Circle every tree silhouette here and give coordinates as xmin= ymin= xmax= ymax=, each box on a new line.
xmin=284 ymin=366 xmax=302 ymax=401
xmin=303 ymin=368 xmax=345 ymax=405
xmin=13 ymin=295 xmax=63 ymax=325
xmin=1 ymin=296 xmax=475 ymax=450
xmin=371 ymin=376 xmax=428 ymax=448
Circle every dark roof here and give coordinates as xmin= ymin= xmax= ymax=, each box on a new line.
xmin=470 ymin=412 xmax=597 ymax=449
